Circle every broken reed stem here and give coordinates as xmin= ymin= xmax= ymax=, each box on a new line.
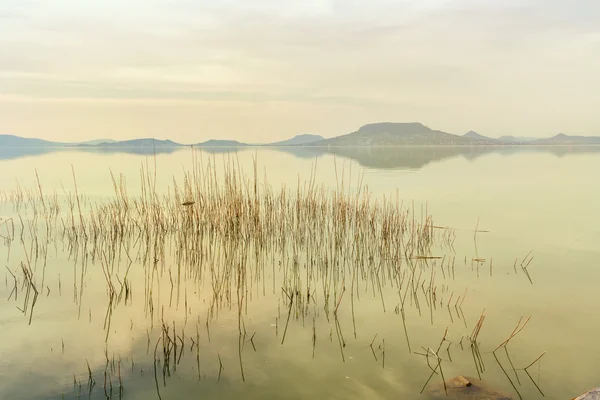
xmin=524 ymin=351 xmax=547 ymax=371
xmin=494 ymin=316 xmax=532 ymax=352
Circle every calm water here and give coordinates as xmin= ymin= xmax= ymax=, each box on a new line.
xmin=1 ymin=146 xmax=599 ymax=400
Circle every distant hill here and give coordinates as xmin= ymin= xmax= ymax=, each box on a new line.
xmin=0 ymin=135 xmax=178 ymax=148
xmin=463 ymin=131 xmax=498 ymax=142
xmin=196 ymin=139 xmax=247 ymax=147
xmin=305 ymin=123 xmax=498 ymax=146
xmin=269 ymin=134 xmax=325 ymax=146
xmin=95 ymin=138 xmax=183 ymax=147
xmin=530 ymin=133 xmax=600 ymax=145
xmin=0 ymin=134 xmax=66 ymax=147
xmin=3 ymin=128 xmax=600 ymax=150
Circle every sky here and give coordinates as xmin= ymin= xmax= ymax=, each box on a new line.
xmin=0 ymin=0 xmax=599 ymax=142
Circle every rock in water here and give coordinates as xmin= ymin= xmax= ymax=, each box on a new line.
xmin=426 ymin=376 xmax=513 ymax=400
xmin=573 ymin=388 xmax=600 ymax=400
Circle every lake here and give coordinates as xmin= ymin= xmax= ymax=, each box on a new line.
xmin=1 ymin=145 xmax=599 ymax=400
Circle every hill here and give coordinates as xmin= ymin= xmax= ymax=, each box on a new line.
xmin=530 ymin=133 xmax=600 ymax=145
xmin=0 ymin=134 xmax=66 ymax=147
xmin=95 ymin=138 xmax=183 ymax=147
xmin=305 ymin=123 xmax=498 ymax=146
xmin=0 ymin=135 xmax=180 ymax=148
xmin=4 ymin=128 xmax=600 ymax=150
xmin=269 ymin=134 xmax=325 ymax=146
xmin=463 ymin=131 xmax=498 ymax=142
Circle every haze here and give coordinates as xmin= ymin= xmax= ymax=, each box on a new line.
xmin=1 ymin=0 xmax=599 ymax=142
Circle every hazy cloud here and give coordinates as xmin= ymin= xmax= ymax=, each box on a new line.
xmin=0 ymin=0 xmax=598 ymax=141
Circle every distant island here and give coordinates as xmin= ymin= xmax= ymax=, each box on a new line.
xmin=269 ymin=134 xmax=325 ymax=146
xmin=2 ymin=122 xmax=600 ymax=149
xmin=306 ymin=123 xmax=496 ymax=146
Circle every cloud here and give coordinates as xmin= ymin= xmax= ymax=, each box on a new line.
xmin=0 ymin=0 xmax=599 ymax=140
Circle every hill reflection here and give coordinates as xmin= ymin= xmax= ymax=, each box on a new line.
xmin=271 ymin=145 xmax=600 ymax=170
xmin=1 ymin=145 xmax=599 ymax=170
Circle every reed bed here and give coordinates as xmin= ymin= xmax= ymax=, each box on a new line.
xmin=3 ymin=155 xmax=449 ymax=328
xmin=0 ymin=152 xmax=544 ymax=398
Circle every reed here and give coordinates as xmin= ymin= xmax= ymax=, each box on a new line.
xmin=0 ymin=153 xmax=541 ymax=399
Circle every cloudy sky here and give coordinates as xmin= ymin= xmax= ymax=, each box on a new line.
xmin=0 ymin=0 xmax=599 ymax=142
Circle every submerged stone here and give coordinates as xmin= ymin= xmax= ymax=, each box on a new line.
xmin=426 ymin=376 xmax=512 ymax=400
xmin=573 ymin=388 xmax=600 ymax=400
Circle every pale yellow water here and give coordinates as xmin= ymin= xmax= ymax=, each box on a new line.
xmin=0 ymin=146 xmax=599 ymax=400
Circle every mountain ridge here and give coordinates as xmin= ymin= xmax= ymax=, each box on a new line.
xmin=89 ymin=138 xmax=182 ymax=147
xmin=304 ymin=123 xmax=499 ymax=146
xmin=269 ymin=134 xmax=325 ymax=146
xmin=0 ymin=134 xmax=69 ymax=147
xmin=529 ymin=133 xmax=600 ymax=145
xmin=463 ymin=131 xmax=499 ymax=142
xmin=2 ymin=124 xmax=600 ymax=148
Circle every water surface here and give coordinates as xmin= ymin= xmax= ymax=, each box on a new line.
xmin=1 ymin=146 xmax=599 ymax=400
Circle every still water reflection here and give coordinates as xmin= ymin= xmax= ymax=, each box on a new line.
xmin=0 ymin=146 xmax=599 ymax=400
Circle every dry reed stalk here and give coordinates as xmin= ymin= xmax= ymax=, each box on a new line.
xmin=2 ymin=153 xmax=481 ymax=396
